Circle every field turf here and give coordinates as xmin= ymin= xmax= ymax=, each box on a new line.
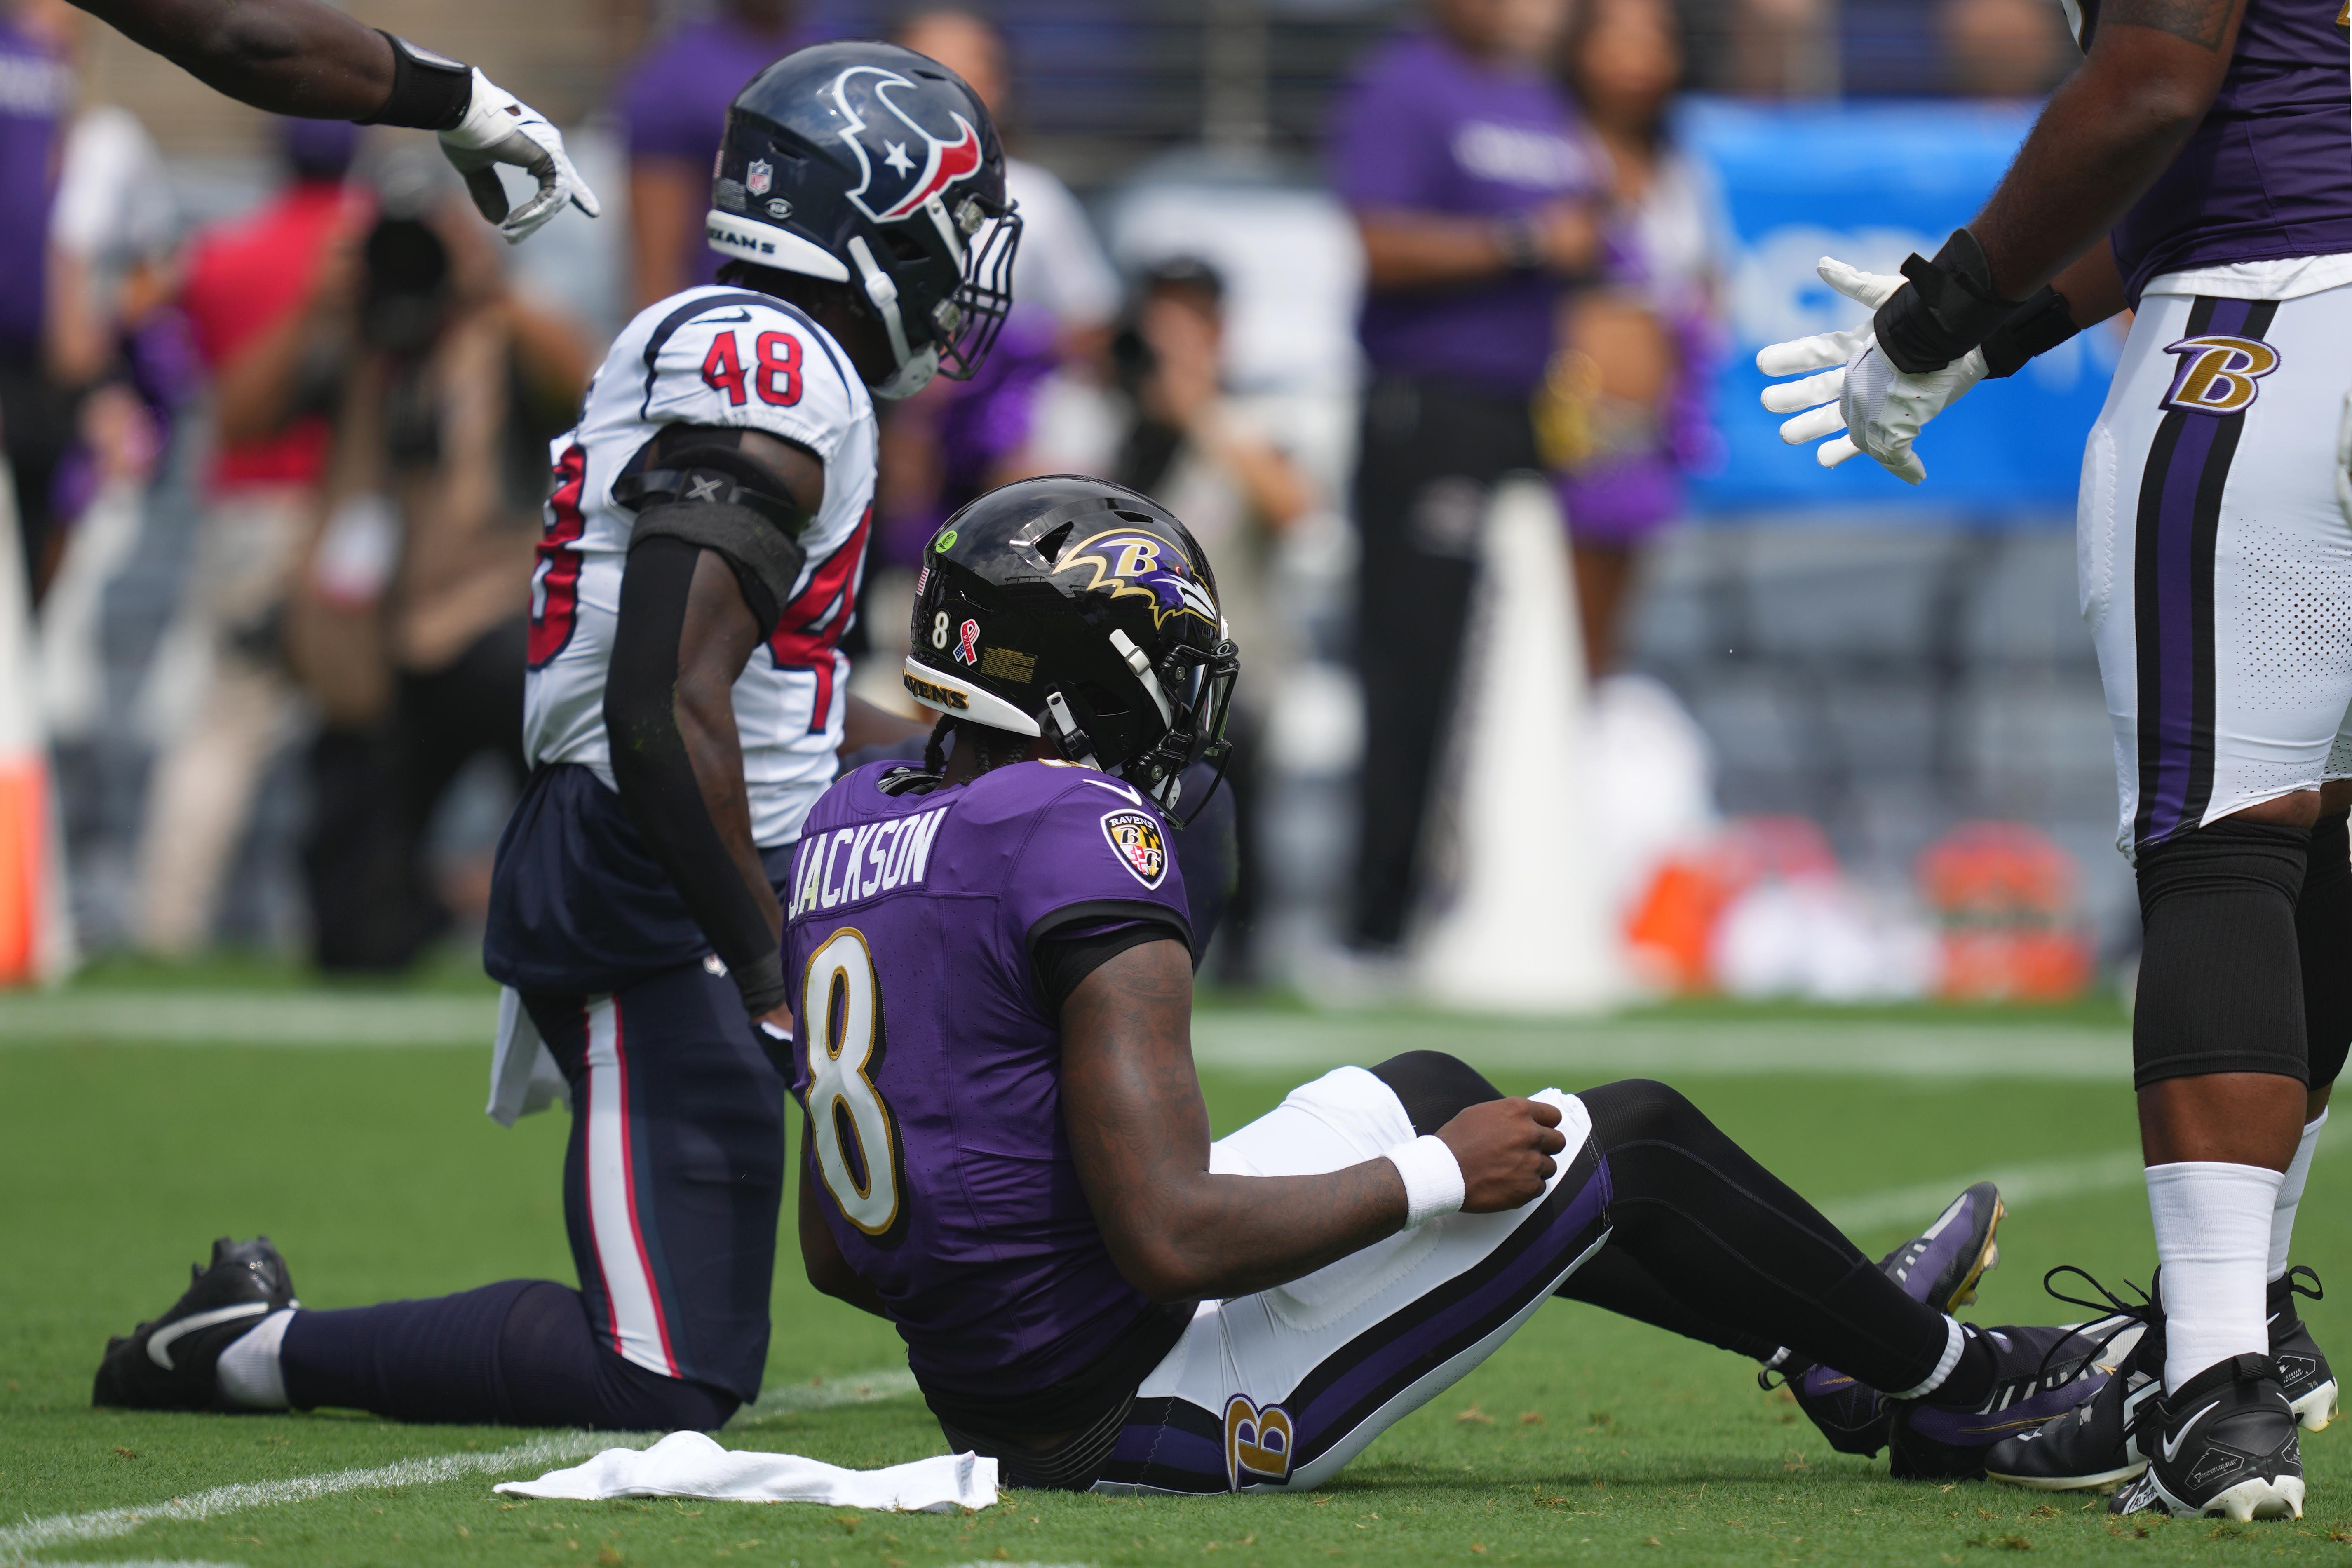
xmin=6 ymin=969 xmax=2350 ymax=1565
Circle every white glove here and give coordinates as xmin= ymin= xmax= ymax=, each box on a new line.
xmin=439 ymin=69 xmax=602 ymax=244
xmin=1758 ymin=257 xmax=1984 ymax=486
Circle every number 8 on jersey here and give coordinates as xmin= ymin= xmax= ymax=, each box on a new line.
xmin=802 ymin=928 xmax=907 ymax=1240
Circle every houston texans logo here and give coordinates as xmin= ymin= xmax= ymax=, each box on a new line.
xmin=828 ymin=65 xmax=984 ymax=224
xmin=1050 ymin=529 xmax=1220 ymax=630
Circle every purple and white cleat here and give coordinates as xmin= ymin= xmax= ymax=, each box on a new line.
xmin=1768 ymin=1181 xmax=2007 ymax=1458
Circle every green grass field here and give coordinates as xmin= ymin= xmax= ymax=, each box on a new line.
xmin=6 ymin=970 xmax=2349 ymax=1565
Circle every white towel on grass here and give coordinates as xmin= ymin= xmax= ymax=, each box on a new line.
xmin=494 ymin=1431 xmax=997 ymax=1511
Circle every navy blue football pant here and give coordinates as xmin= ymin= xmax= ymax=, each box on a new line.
xmin=281 ymin=961 xmax=785 ymax=1428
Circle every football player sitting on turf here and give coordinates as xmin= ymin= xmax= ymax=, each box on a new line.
xmin=783 ymin=474 xmax=2107 ymax=1493
xmin=90 ymin=41 xmax=1019 ymax=1431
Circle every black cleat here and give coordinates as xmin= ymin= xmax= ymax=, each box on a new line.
xmin=2108 ymin=1352 xmax=2302 ymax=1520
xmin=92 ymin=1237 xmax=297 ymax=1411
xmin=1888 ymin=1321 xmax=2112 ymax=1479
xmin=1768 ymin=1182 xmax=2005 ymax=1459
xmin=1983 ymin=1319 xmax=2158 ymax=1493
xmin=2270 ymin=1266 xmax=2336 ymax=1432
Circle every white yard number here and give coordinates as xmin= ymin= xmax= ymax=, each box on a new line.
xmin=803 ymin=928 xmax=902 ymax=1235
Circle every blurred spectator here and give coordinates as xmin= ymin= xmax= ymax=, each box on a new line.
xmin=618 ymin=0 xmax=803 ymax=312
xmin=1106 ymin=257 xmax=1312 ymax=980
xmin=0 ymin=0 xmax=75 ymax=594
xmin=1938 ymin=0 xmax=2069 ymax=98
xmin=892 ymin=7 xmax=1120 ymax=357
xmin=38 ymin=99 xmax=199 ymax=743
xmin=284 ymin=178 xmax=592 ymax=971
xmin=1328 ymin=0 xmax=1598 ymax=955
xmin=1542 ymin=0 xmax=1723 ymax=677
xmin=1725 ymin=0 xmax=1836 ymax=96
xmin=130 ymin=119 xmax=366 ymax=956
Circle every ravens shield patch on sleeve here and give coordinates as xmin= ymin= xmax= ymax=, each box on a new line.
xmin=1101 ymin=808 xmax=1169 ymax=890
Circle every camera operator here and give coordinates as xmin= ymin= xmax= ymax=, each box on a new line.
xmin=286 ymin=175 xmax=590 ymax=970
xmin=1106 ymin=257 xmax=1312 ymax=981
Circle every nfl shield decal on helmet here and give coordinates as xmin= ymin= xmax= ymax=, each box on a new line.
xmin=1101 ymin=808 xmax=1168 ymax=890
xmin=746 ymin=158 xmax=773 ymax=197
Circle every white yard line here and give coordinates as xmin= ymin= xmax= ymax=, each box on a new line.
xmin=728 ymin=1368 xmax=920 ymax=1426
xmin=2 ymin=1368 xmax=926 ymax=1566
xmin=0 ymin=992 xmax=2134 ymax=1080
xmin=0 ymin=1433 xmax=631 ymax=1564
xmin=1821 ymin=1148 xmax=2149 ymax=1234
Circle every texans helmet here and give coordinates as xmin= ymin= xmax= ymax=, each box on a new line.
xmin=707 ymin=41 xmax=1020 ymax=398
xmin=905 ymin=477 xmax=1240 ymax=819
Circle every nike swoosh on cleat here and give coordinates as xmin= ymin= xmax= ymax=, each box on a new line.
xmin=147 ymin=1302 xmax=270 ymax=1370
xmin=2162 ymin=1400 xmax=2222 ymax=1464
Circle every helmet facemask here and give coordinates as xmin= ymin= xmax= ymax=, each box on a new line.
xmin=1124 ymin=635 xmax=1240 ymax=824
xmin=848 ymin=191 xmax=1021 ymax=399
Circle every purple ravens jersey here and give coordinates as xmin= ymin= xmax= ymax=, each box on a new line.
xmin=2072 ymin=0 xmax=2352 ymax=300
xmin=784 ymin=759 xmax=1192 ymax=1398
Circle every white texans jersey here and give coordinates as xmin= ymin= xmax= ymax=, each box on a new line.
xmin=524 ymin=286 xmax=878 ymax=847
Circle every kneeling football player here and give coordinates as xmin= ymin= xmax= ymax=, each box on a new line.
xmin=784 ymin=475 xmax=2104 ymax=1492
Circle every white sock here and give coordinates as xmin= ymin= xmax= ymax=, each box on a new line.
xmin=215 ymin=1307 xmax=294 ymax=1410
xmin=2147 ymin=1161 xmax=2283 ymax=1391
xmin=2269 ymin=1109 xmax=2327 ymax=1281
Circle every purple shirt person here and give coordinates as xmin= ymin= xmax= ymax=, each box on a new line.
xmin=0 ymin=13 xmax=68 ymax=354
xmin=1331 ymin=21 xmax=1600 ymax=394
xmin=784 ymin=758 xmax=1191 ymax=1398
xmin=617 ymin=0 xmax=804 ymax=310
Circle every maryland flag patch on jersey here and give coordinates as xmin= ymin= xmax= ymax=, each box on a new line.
xmin=1101 ymin=808 xmax=1169 ymax=890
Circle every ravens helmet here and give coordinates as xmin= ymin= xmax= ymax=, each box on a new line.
xmin=904 ymin=477 xmax=1239 ymax=819
xmin=707 ymin=41 xmax=1020 ymax=398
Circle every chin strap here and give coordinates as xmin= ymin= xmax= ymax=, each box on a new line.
xmin=847 ymin=235 xmax=940 ymax=400
xmin=1045 ymin=690 xmax=1100 ymax=769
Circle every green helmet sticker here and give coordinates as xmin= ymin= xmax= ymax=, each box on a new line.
xmin=934 ymin=528 xmax=958 ymax=553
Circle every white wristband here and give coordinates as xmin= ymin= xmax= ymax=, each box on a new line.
xmin=1383 ymin=1135 xmax=1465 ymax=1228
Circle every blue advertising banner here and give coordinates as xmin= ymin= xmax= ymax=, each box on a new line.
xmin=1681 ymin=99 xmax=2120 ymax=517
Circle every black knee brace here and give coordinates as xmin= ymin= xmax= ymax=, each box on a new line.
xmin=1368 ymin=1050 xmax=1502 ymax=1135
xmin=2134 ymin=819 xmax=2309 ymax=1089
xmin=2298 ymin=813 xmax=2352 ymax=1092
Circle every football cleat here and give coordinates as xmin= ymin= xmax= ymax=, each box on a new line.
xmin=1983 ymin=1319 xmax=2158 ymax=1493
xmin=1888 ymin=1321 xmax=2113 ymax=1479
xmin=2270 ymin=1266 xmax=2336 ymax=1432
xmin=1766 ymin=1181 xmax=2006 ymax=1458
xmin=92 ymin=1237 xmax=297 ymax=1411
xmin=2108 ymin=1352 xmax=2302 ymax=1521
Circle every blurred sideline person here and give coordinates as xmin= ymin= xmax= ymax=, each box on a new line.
xmin=68 ymin=0 xmax=594 ymax=241
xmin=1541 ymin=0 xmax=1723 ymax=677
xmin=0 ymin=0 xmax=75 ymax=592
xmin=1105 ymin=257 xmax=1312 ymax=980
xmin=285 ymin=179 xmax=592 ymax=971
xmin=1758 ymin=0 xmax=2349 ymax=1520
xmin=892 ymin=7 xmax=1120 ymax=360
xmin=93 ymin=42 xmax=1021 ymax=1433
xmin=618 ymin=0 xmax=804 ymax=310
xmin=1329 ymin=0 xmax=1601 ymax=958
xmin=130 ymin=120 xmax=366 ymax=957
xmin=782 ymin=475 xmax=2104 ymax=1492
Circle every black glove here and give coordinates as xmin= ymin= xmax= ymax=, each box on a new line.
xmin=1978 ymin=287 xmax=2083 ymax=379
xmin=1871 ymin=229 xmax=2028 ymax=375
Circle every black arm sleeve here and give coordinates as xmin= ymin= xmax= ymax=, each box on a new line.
xmin=1034 ymin=920 xmax=1190 ymax=1017
xmin=603 ymin=536 xmax=790 ymax=1016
